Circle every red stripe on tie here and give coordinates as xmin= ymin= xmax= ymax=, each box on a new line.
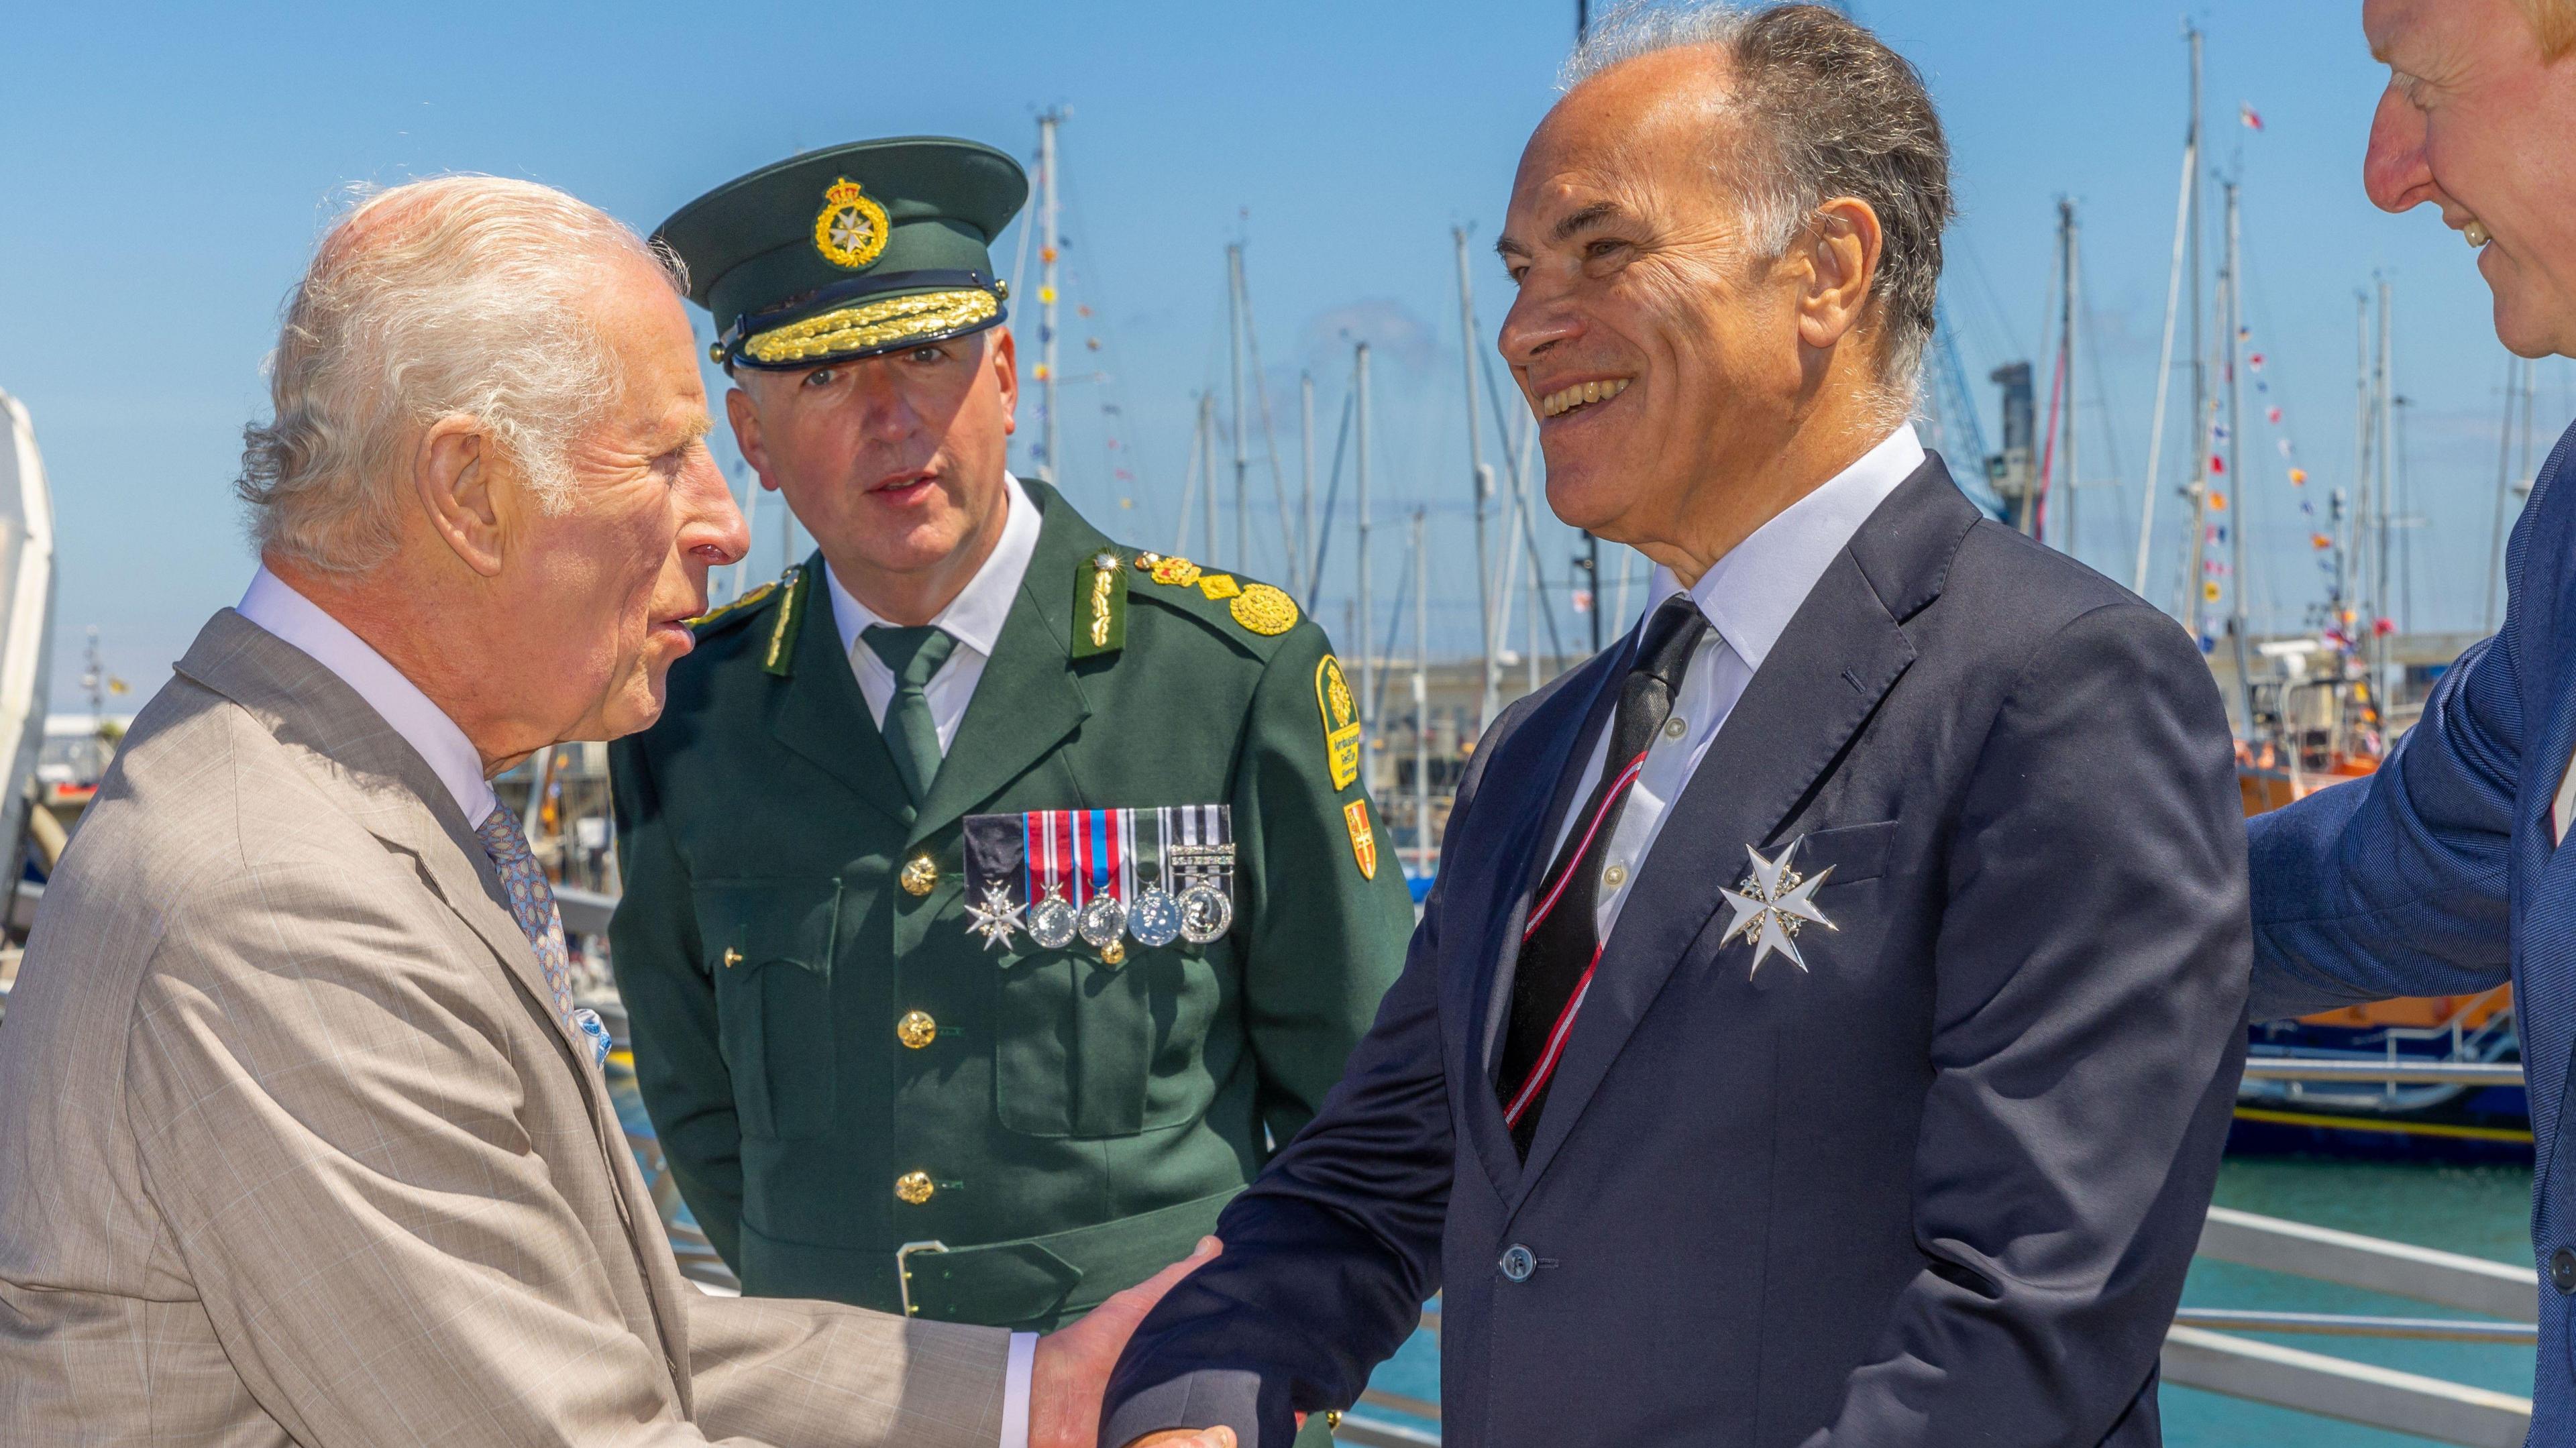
xmin=1522 ymin=752 xmax=1649 ymax=942
xmin=1501 ymin=941 xmax=1605 ymax=1127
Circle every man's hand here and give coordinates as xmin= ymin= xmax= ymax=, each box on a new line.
xmin=1028 ymin=1235 xmax=1222 ymax=1448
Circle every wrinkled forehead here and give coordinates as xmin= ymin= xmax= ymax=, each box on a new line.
xmin=1507 ymin=59 xmax=1743 ymax=240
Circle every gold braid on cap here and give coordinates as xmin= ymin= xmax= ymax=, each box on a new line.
xmin=743 ymin=289 xmax=1000 ymax=366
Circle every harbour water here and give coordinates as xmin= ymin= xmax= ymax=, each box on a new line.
xmin=1355 ymin=1156 xmax=2538 ymax=1447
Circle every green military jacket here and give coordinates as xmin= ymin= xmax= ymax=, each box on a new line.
xmin=609 ymin=482 xmax=1413 ymax=1330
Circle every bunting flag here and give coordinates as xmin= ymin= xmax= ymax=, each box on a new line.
xmin=2241 ymin=103 xmax=2265 ymax=131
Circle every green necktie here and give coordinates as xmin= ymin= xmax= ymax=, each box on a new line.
xmin=862 ymin=624 xmax=959 ymax=803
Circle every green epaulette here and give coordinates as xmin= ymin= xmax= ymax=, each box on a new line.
xmin=1122 ymin=551 xmax=1303 ymax=649
xmin=690 ymin=565 xmax=810 ymax=677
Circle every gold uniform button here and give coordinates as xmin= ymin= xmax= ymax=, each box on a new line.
xmin=1603 ymin=862 xmax=1629 ymax=890
xmin=897 ymin=1010 xmax=938 ymax=1049
xmin=895 ymin=1170 xmax=936 ymax=1205
xmin=722 ymin=946 xmax=743 ymax=968
xmin=900 ymin=854 xmax=939 ymax=897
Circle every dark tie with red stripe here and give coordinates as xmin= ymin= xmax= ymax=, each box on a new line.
xmin=1496 ymin=596 xmax=1712 ymax=1158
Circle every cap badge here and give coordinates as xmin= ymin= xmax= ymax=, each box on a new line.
xmin=813 ymin=177 xmax=890 ymax=270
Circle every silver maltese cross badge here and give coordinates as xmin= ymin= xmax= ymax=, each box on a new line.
xmin=965 ymin=881 xmax=1027 ymax=953
xmin=1719 ymin=838 xmax=1836 ymax=977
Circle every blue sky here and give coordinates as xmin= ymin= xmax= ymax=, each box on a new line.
xmin=2 ymin=0 xmax=2556 ymax=708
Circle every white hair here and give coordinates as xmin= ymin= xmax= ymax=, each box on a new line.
xmin=237 ymin=175 xmax=686 ymax=575
xmin=1563 ymin=1 xmax=1952 ymax=406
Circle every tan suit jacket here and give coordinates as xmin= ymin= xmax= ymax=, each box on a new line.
xmin=0 ymin=610 xmax=1009 ymax=1445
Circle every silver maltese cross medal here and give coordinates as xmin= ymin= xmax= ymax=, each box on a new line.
xmin=1719 ymin=838 xmax=1835 ymax=978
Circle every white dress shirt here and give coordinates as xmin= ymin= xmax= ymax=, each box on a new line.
xmin=821 ymin=478 xmax=1044 ymax=1441
xmin=826 ymin=471 xmax=1042 ymax=753
xmin=1550 ymin=425 xmax=1925 ymax=942
xmin=237 ymin=568 xmax=498 ymax=829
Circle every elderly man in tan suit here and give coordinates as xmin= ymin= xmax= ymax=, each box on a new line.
xmin=0 ymin=176 xmax=1233 ymax=1448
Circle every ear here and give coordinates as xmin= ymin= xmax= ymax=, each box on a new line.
xmin=724 ymin=385 xmax=784 ymax=492
xmin=989 ymin=327 xmax=1020 ymax=437
xmin=1794 ymin=196 xmax=1885 ymax=353
xmin=413 ymin=414 xmax=507 ymax=577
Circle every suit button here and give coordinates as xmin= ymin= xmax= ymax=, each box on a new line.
xmin=897 ymin=1010 xmax=938 ymax=1049
xmin=1498 ymin=1244 xmax=1536 ymax=1282
xmin=2551 ymin=1247 xmax=2576 ymax=1294
xmin=900 ymin=855 xmax=939 ymax=897
xmin=895 ymin=1170 xmax=936 ymax=1205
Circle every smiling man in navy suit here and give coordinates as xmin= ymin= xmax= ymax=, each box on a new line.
xmin=2246 ymin=1 xmax=2576 ymax=1439
xmin=1097 ymin=5 xmax=2251 ymax=1447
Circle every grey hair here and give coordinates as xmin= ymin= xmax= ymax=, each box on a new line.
xmin=1564 ymin=1 xmax=1951 ymax=406
xmin=236 ymin=175 xmax=688 ymax=576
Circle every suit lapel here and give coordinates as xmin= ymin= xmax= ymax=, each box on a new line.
xmin=765 ymin=563 xmax=916 ymax=830
xmin=175 ymin=610 xmax=695 ymax=1363
xmin=1448 ymin=641 xmax=1631 ymax=1199
xmin=1511 ymin=458 xmax=1978 ymax=1204
xmin=908 ymin=483 xmax=1097 ymax=847
xmin=172 ymin=614 xmax=594 ymax=1066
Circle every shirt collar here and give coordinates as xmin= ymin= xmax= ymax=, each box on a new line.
xmin=1644 ymin=425 xmax=1925 ymax=673
xmin=236 ymin=567 xmax=499 ymax=828
xmin=827 ymin=470 xmax=1041 ymax=661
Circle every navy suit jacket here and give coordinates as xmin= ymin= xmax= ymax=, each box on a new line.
xmin=2249 ymin=419 xmax=2576 ymax=1442
xmin=1100 ymin=457 xmax=2252 ymax=1448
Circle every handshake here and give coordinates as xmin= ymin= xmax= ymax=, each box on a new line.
xmin=1029 ymin=1236 xmax=1236 ymax=1448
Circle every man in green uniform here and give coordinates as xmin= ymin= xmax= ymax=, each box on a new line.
xmin=609 ymin=140 xmax=1413 ymax=1411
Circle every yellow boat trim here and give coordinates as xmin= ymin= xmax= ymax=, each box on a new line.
xmin=2233 ymin=1106 xmax=2533 ymax=1144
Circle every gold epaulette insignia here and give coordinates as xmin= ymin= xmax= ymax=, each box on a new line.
xmin=762 ymin=566 xmax=807 ymax=677
xmin=1230 ymin=583 xmax=1298 ymax=636
xmin=1196 ymin=573 xmax=1241 ymax=602
xmin=1314 ymin=654 xmax=1362 ymax=790
xmin=1138 ymin=553 xmax=1203 ymax=589
xmin=1073 ymin=549 xmax=1128 ymax=659
xmin=689 ymin=579 xmax=777 ymax=632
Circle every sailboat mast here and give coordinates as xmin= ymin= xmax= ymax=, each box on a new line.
xmin=1226 ymin=249 xmax=1257 ymax=570
xmin=2135 ymin=30 xmax=2198 ymax=600
xmin=1301 ymin=372 xmax=1317 ymax=608
xmin=2224 ymin=180 xmax=2256 ymax=736
xmin=1454 ymin=227 xmax=1497 ymax=730
xmin=2348 ymin=292 xmax=2371 ymax=645
xmin=1038 ymin=111 xmax=1063 ymax=488
xmin=2184 ymin=27 xmax=2210 ymax=632
xmin=1201 ymin=393 xmax=1219 ymax=563
xmin=2375 ymin=278 xmax=2395 ymax=685
xmin=2059 ymin=197 xmax=2080 ymax=561
xmin=1355 ymin=343 xmax=1376 ymax=736
xmin=1411 ymin=508 xmax=1432 ymax=862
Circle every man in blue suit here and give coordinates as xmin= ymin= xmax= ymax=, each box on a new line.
xmin=1099 ymin=6 xmax=2251 ymax=1445
xmin=2247 ymin=1 xmax=2576 ymax=1439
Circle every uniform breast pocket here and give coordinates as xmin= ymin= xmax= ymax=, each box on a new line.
xmin=995 ymin=945 xmax=1224 ymax=1140
xmin=697 ymin=878 xmax=841 ymax=1141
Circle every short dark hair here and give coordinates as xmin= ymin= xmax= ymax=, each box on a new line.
xmin=1566 ymin=2 xmax=1953 ymax=399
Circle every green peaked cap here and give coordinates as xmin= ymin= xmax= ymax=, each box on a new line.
xmin=657 ymin=136 xmax=1028 ymax=372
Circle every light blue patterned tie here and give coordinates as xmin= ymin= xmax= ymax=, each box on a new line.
xmin=476 ymin=803 xmax=610 ymax=1066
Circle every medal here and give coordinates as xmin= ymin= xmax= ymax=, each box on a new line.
xmin=960 ymin=804 xmax=1236 ymax=954
xmin=1178 ymin=882 xmax=1234 ymax=945
xmin=1029 ymin=883 xmax=1080 ymax=950
xmin=1129 ymin=885 xmax=1182 ymax=947
xmin=964 ymin=880 xmax=1025 ymax=952
xmin=1077 ymin=892 xmax=1128 ymax=951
